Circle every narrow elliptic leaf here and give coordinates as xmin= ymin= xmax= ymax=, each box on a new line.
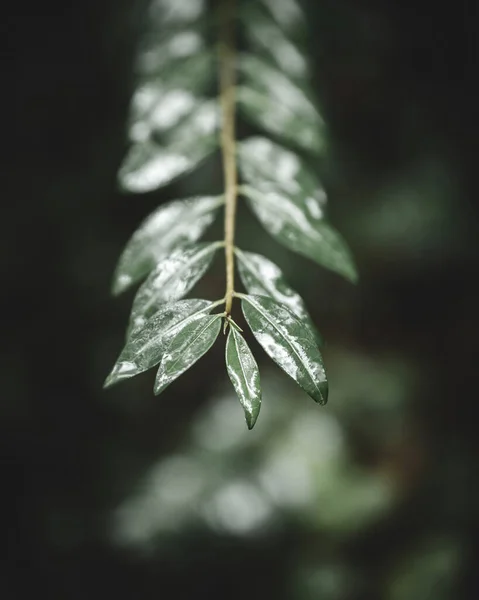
xmin=112 ymin=195 xmax=223 ymax=295
xmin=226 ymin=328 xmax=262 ymax=429
xmin=137 ymin=28 xmax=207 ymax=76
xmin=104 ymin=299 xmax=214 ymax=388
xmin=155 ymin=314 xmax=222 ymax=395
xmin=237 ymin=55 xmax=324 ymax=154
xmin=259 ymin=0 xmax=306 ymax=42
xmin=241 ymin=294 xmax=328 ymax=404
xmin=242 ymin=186 xmax=358 ymax=283
xmin=238 ymin=137 xmax=325 ymax=214
xmin=130 ymin=52 xmax=214 ymax=141
xmin=130 ymin=242 xmax=220 ymax=327
xmin=236 ymin=248 xmax=322 ymax=344
xmin=148 ymin=0 xmax=206 ymax=29
xmin=119 ymin=100 xmax=219 ymax=193
xmin=241 ymin=4 xmax=308 ymax=81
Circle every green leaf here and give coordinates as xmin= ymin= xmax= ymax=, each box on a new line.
xmin=112 ymin=195 xmax=223 ymax=295
xmin=130 ymin=242 xmax=220 ymax=328
xmin=241 ymin=4 xmax=308 ymax=81
xmin=259 ymin=0 xmax=306 ymax=42
xmin=238 ymin=137 xmax=325 ymax=210
xmin=137 ymin=26 xmax=208 ymax=77
xmin=225 ymin=328 xmax=262 ymax=429
xmin=237 ymin=55 xmax=323 ymax=154
xmin=242 ymin=186 xmax=358 ymax=283
xmin=119 ymin=100 xmax=219 ymax=193
xmin=148 ymin=0 xmax=207 ymax=29
xmin=236 ymin=248 xmax=322 ymax=344
xmin=241 ymin=294 xmax=328 ymax=404
xmin=104 ymin=299 xmax=214 ymax=388
xmin=155 ymin=314 xmax=222 ymax=395
xmin=129 ymin=52 xmax=214 ymax=142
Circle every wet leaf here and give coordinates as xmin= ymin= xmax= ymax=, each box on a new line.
xmin=241 ymin=294 xmax=328 ymax=404
xmin=112 ymin=195 xmax=223 ymax=295
xmin=238 ymin=137 xmax=326 ymax=218
xmin=104 ymin=299 xmax=214 ymax=388
xmin=148 ymin=0 xmax=207 ymax=29
xmin=237 ymin=55 xmax=323 ymax=154
xmin=226 ymin=327 xmax=262 ymax=429
xmin=138 ymin=28 xmax=208 ymax=77
xmin=119 ymin=100 xmax=219 ymax=193
xmin=236 ymin=248 xmax=322 ymax=344
xmin=129 ymin=52 xmax=214 ymax=142
xmin=241 ymin=4 xmax=308 ymax=81
xmin=129 ymin=242 xmax=220 ymax=328
xmin=155 ymin=314 xmax=222 ymax=395
xmin=259 ymin=0 xmax=306 ymax=42
xmin=242 ymin=186 xmax=358 ymax=283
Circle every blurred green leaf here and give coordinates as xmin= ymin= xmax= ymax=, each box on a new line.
xmin=130 ymin=242 xmax=220 ymax=327
xmin=241 ymin=4 xmax=308 ymax=81
xmin=242 ymin=185 xmax=358 ymax=283
xmin=237 ymin=55 xmax=323 ymax=154
xmin=241 ymin=294 xmax=328 ymax=404
xmin=129 ymin=52 xmax=215 ymax=141
xmin=119 ymin=100 xmax=219 ymax=193
xmin=236 ymin=248 xmax=322 ymax=344
xmin=155 ymin=314 xmax=222 ymax=394
xmin=113 ymin=195 xmax=223 ymax=295
xmin=226 ymin=327 xmax=262 ymax=429
xmin=104 ymin=299 xmax=215 ymax=387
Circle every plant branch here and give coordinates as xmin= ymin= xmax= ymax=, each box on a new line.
xmin=219 ymin=0 xmax=238 ymax=315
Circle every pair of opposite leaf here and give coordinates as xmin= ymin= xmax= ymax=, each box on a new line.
xmin=105 ymin=0 xmax=357 ymax=429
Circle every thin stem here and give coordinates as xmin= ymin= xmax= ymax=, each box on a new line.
xmin=219 ymin=0 xmax=238 ymax=316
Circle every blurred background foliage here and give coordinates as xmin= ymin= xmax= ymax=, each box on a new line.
xmin=2 ymin=0 xmax=478 ymax=598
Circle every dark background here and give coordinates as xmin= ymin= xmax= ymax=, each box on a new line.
xmin=2 ymin=0 xmax=478 ymax=598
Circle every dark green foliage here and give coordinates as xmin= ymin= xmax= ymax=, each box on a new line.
xmin=105 ymin=0 xmax=356 ymax=428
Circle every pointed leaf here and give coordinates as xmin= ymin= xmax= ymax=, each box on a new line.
xmin=130 ymin=242 xmax=220 ymax=327
xmin=130 ymin=52 xmax=214 ymax=141
xmin=112 ymin=195 xmax=223 ymax=295
xmin=236 ymin=249 xmax=322 ymax=344
xmin=241 ymin=4 xmax=308 ymax=80
xmin=242 ymin=186 xmax=358 ymax=283
xmin=259 ymin=0 xmax=306 ymax=42
xmin=104 ymin=299 xmax=214 ymax=388
xmin=237 ymin=55 xmax=323 ymax=154
xmin=238 ymin=137 xmax=325 ymax=212
xmin=119 ymin=100 xmax=219 ymax=193
xmin=226 ymin=328 xmax=262 ymax=429
xmin=241 ymin=294 xmax=328 ymax=404
xmin=148 ymin=0 xmax=206 ymax=28
xmin=137 ymin=28 xmax=208 ymax=76
xmin=155 ymin=314 xmax=222 ymax=394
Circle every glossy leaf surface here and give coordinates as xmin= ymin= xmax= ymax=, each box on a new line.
xmin=119 ymin=100 xmax=219 ymax=193
xmin=104 ymin=299 xmax=214 ymax=388
xmin=129 ymin=52 xmax=214 ymax=142
xmin=226 ymin=327 xmax=262 ymax=429
xmin=236 ymin=248 xmax=322 ymax=343
xmin=130 ymin=242 xmax=219 ymax=328
xmin=243 ymin=185 xmax=357 ymax=283
xmin=112 ymin=195 xmax=223 ymax=295
xmin=242 ymin=294 xmax=328 ymax=404
xmin=241 ymin=4 xmax=307 ymax=80
xmin=155 ymin=314 xmax=222 ymax=395
xmin=238 ymin=137 xmax=325 ymax=212
xmin=259 ymin=0 xmax=306 ymax=42
xmin=237 ymin=55 xmax=323 ymax=154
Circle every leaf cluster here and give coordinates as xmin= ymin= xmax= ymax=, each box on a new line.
xmin=105 ymin=0 xmax=357 ymax=429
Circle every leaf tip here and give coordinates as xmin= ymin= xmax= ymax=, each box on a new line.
xmin=103 ymin=361 xmax=138 ymax=389
xmin=111 ymin=274 xmax=133 ymax=296
xmin=318 ymin=380 xmax=329 ymax=405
